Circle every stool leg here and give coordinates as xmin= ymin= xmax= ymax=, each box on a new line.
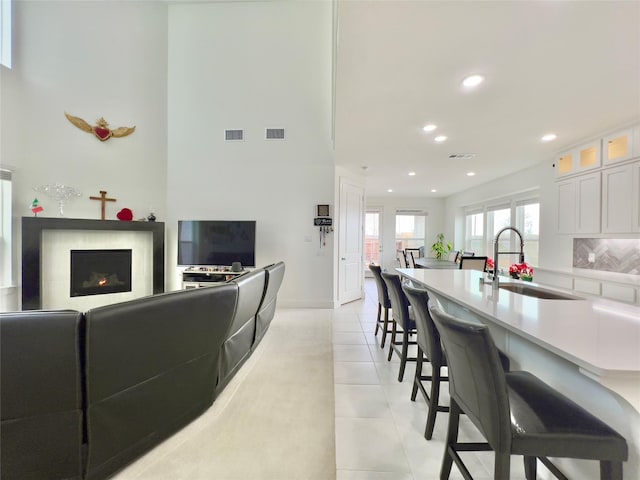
xmin=374 ymin=303 xmax=381 ymax=336
xmin=425 ymin=365 xmax=441 ymax=440
xmin=494 ymin=452 xmax=510 ymax=479
xmin=380 ymin=307 xmax=389 ymax=349
xmin=600 ymin=461 xmax=623 ymax=480
xmin=440 ymin=399 xmax=461 ymax=480
xmin=523 ymin=456 xmax=537 ymax=480
xmin=411 ymin=347 xmax=423 ymax=401
xmin=398 ymin=329 xmax=409 ymax=381
xmin=387 ymin=320 xmax=397 ymax=361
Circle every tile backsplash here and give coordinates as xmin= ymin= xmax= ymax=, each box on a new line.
xmin=573 ymin=238 xmax=640 ymax=275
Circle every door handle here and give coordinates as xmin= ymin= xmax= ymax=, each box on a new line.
xmin=341 ymin=257 xmax=346 ymax=260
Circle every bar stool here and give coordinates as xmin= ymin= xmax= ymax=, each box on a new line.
xmin=402 ymin=284 xmax=449 ymax=440
xmin=381 ymin=272 xmax=417 ymax=382
xmin=368 ymin=264 xmax=393 ymax=348
xmin=429 ymin=305 xmax=628 ymax=480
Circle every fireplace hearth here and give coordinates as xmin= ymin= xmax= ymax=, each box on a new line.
xmin=70 ymin=249 xmax=132 ymax=297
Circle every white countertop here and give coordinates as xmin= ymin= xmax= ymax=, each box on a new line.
xmin=397 ymin=268 xmax=640 ymax=377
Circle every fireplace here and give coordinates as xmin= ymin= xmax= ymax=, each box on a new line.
xmin=22 ymin=217 xmax=164 ymax=310
xmin=70 ymin=249 xmax=132 ymax=297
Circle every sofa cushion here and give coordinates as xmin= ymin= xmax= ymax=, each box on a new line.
xmin=1 ymin=310 xmax=83 ymax=480
xmin=84 ymin=284 xmax=237 ymax=480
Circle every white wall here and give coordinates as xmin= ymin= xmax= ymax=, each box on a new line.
xmin=2 ymin=1 xmax=168 ymax=306
xmin=166 ymin=1 xmax=335 ymax=306
xmin=365 ymin=195 xmax=446 ymax=270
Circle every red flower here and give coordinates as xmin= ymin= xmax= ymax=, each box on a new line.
xmin=509 ymin=262 xmax=534 ymax=276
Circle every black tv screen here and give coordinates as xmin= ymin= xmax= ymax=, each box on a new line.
xmin=178 ymin=220 xmax=256 ymax=267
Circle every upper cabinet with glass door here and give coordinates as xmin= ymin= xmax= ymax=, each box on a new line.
xmin=555 ymin=139 xmax=601 ymax=177
xmin=603 ymin=128 xmax=637 ymax=165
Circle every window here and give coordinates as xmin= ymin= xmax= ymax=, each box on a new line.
xmin=395 ymin=212 xmax=426 ymax=264
xmin=488 ymin=205 xmax=512 ymax=271
xmin=517 ymin=200 xmax=540 ymax=266
xmin=464 ymin=194 xmax=540 ymax=271
xmin=1 ymin=0 xmax=12 ymax=69
xmin=0 ymin=168 xmax=12 ymax=287
xmin=465 ymin=211 xmax=484 ymax=255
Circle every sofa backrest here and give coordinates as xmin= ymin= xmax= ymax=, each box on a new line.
xmin=216 ymin=268 xmax=266 ymax=393
xmin=83 ymin=284 xmax=238 ymax=480
xmin=253 ymin=261 xmax=285 ymax=348
xmin=1 ymin=310 xmax=84 ymax=480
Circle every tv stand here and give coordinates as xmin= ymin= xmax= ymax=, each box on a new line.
xmin=181 ymin=266 xmax=246 ymax=289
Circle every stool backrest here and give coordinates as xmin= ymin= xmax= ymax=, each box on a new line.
xmin=381 ymin=272 xmax=411 ymax=329
xmin=369 ymin=264 xmax=391 ymax=308
xmin=402 ymin=285 xmax=444 ymax=366
xmin=428 ymin=305 xmax=511 ymax=452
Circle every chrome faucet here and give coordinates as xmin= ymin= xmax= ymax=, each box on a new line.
xmin=491 ymin=226 xmax=525 ymax=287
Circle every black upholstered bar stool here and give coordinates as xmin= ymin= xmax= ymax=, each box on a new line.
xmin=369 ymin=264 xmax=393 ymax=348
xmin=402 ymin=284 xmax=449 ymax=440
xmin=381 ymin=272 xmax=417 ymax=382
xmin=429 ymin=305 xmax=628 ymax=480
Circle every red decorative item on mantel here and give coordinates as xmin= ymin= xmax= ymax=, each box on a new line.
xmin=117 ymin=208 xmax=133 ymax=221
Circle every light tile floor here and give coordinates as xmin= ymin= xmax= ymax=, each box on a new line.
xmin=334 ymin=278 xmax=527 ymax=480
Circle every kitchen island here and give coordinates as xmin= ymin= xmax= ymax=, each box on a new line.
xmin=398 ymin=268 xmax=640 ymax=478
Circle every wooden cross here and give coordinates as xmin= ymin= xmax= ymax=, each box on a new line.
xmin=90 ymin=190 xmax=116 ymax=220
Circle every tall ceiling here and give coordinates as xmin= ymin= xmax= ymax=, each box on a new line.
xmin=334 ymin=0 xmax=640 ymax=197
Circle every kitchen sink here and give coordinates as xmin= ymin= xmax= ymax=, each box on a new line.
xmin=498 ymin=283 xmax=582 ymax=300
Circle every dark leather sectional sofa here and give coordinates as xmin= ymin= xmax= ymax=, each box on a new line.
xmin=0 ymin=261 xmax=285 ymax=480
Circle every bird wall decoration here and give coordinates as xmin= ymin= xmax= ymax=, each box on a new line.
xmin=64 ymin=112 xmax=136 ymax=141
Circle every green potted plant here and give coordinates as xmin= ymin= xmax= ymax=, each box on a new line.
xmin=431 ymin=233 xmax=453 ymax=260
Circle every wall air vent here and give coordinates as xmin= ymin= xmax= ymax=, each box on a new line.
xmin=266 ymin=128 xmax=285 ymax=140
xmin=225 ymin=129 xmax=244 ymax=141
xmin=448 ymin=153 xmax=476 ymax=160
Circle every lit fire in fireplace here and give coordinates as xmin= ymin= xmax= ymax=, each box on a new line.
xmin=98 ymin=278 xmax=108 ymax=287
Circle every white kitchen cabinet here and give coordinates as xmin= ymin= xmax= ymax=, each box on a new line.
xmin=556 ymin=172 xmax=601 ymax=234
xmin=603 ymin=128 xmax=634 ymax=165
xmin=556 ymin=179 xmax=576 ymax=233
xmin=602 ymin=283 xmax=637 ymax=304
xmin=555 ymin=139 xmax=601 ymax=177
xmin=533 ymin=270 xmax=573 ymax=290
xmin=573 ymin=278 xmax=601 ymax=296
xmin=602 ymin=160 xmax=640 ymax=233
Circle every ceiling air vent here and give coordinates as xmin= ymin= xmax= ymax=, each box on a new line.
xmin=266 ymin=128 xmax=285 ymax=140
xmin=448 ymin=153 xmax=476 ymax=160
xmin=225 ymin=129 xmax=244 ymax=141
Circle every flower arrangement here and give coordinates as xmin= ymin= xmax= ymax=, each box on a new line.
xmin=509 ymin=262 xmax=534 ymax=281
xmin=486 ymin=257 xmax=495 ymax=271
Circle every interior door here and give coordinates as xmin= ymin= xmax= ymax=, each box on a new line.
xmin=338 ymin=178 xmax=364 ymax=304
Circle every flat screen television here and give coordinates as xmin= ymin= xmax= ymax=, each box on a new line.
xmin=178 ymin=220 xmax=256 ymax=267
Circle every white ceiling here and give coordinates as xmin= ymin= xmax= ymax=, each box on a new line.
xmin=334 ymin=0 xmax=640 ymax=198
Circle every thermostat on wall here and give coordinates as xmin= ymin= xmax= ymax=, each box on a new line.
xmin=314 ymin=217 xmax=332 ymax=226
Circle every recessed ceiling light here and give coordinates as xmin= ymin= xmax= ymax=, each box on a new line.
xmin=462 ymin=74 xmax=484 ymax=88
xmin=422 ymin=124 xmax=437 ymax=132
xmin=387 ymin=189 xmax=393 ymax=193
xmin=541 ymin=133 xmax=557 ymax=142
xmin=466 ymin=171 xmax=476 ymax=176
xmin=431 ymin=189 xmax=437 ymax=193
xmin=434 ymin=135 xmax=447 ymax=143
xmin=408 ymin=172 xmax=416 ymax=176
